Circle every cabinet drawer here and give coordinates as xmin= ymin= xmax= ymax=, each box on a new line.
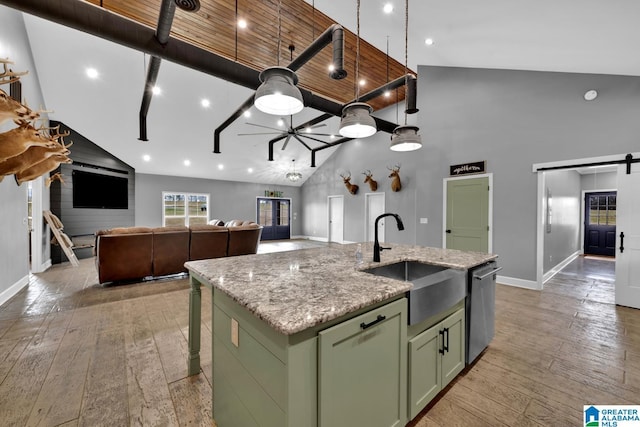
xmin=318 ymin=298 xmax=407 ymax=427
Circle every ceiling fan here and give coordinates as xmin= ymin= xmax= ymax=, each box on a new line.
xmin=238 ymin=115 xmax=336 ymax=151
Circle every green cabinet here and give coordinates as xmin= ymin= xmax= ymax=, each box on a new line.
xmin=318 ymin=298 xmax=407 ymax=427
xmin=407 ymin=307 xmax=465 ymax=419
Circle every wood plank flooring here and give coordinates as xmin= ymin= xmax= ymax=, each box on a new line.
xmin=0 ymin=249 xmax=638 ymax=426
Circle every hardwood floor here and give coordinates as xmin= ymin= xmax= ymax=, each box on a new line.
xmin=0 ymin=250 xmax=638 ymax=426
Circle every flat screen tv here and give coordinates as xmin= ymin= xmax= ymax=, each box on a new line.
xmin=72 ymin=169 xmax=128 ymax=209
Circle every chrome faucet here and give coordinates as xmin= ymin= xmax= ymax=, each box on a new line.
xmin=373 ymin=213 xmax=404 ymax=262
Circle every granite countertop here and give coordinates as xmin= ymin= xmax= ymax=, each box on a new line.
xmin=185 ymin=242 xmax=497 ymax=336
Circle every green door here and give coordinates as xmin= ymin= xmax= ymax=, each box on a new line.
xmin=318 ymin=299 xmax=407 ymax=427
xmin=446 ymin=177 xmax=489 ymax=252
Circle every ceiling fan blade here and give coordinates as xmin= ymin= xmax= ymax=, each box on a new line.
xmin=309 ymin=123 xmax=327 ymax=129
xmin=298 ymin=134 xmax=333 ymax=145
xmin=281 ymin=135 xmax=293 ymax=150
xmin=293 ymin=134 xmax=313 ymax=150
xmin=245 ymin=122 xmax=283 ymax=131
xmin=237 ymin=132 xmax=283 ymax=136
xmin=302 ymin=132 xmax=336 ymax=137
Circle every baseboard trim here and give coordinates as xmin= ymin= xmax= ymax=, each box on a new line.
xmin=300 ymin=235 xmax=328 ymax=243
xmin=0 ymin=274 xmax=29 ymax=307
xmin=497 ymin=275 xmax=540 ymax=290
xmin=543 ymin=251 xmax=580 ymax=284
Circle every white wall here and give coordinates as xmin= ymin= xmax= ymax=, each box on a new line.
xmin=0 ymin=5 xmax=49 ymax=302
xmin=543 ymin=170 xmax=581 ymax=273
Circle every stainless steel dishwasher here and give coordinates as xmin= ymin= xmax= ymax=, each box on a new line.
xmin=466 ymin=260 xmax=502 ymax=364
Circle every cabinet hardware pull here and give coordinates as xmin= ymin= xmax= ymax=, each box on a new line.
xmin=445 ymin=229 xmax=452 ymax=234
xmin=360 ymin=314 xmax=386 ymax=330
xmin=620 ymin=232 xmax=625 ymax=253
xmin=439 ymin=329 xmax=445 ymax=354
xmin=443 ymin=327 xmax=449 ymax=353
xmin=473 ymin=267 xmax=503 ymax=280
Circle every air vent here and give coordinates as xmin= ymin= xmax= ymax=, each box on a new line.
xmin=174 ymin=0 xmax=200 ymax=12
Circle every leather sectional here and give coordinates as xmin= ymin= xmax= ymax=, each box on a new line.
xmin=95 ymin=222 xmax=262 ymax=284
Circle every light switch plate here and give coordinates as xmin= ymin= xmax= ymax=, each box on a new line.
xmin=231 ymin=318 xmax=239 ymax=347
xmin=420 ymin=217 xmax=428 ymax=224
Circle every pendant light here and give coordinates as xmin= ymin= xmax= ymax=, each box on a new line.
xmin=286 ymin=159 xmax=302 ymax=182
xmin=390 ymin=0 xmax=422 ymax=152
xmin=339 ymin=0 xmax=377 ymax=138
xmin=254 ymin=0 xmax=304 ymax=115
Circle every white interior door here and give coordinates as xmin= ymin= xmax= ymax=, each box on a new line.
xmin=328 ymin=196 xmax=344 ymax=243
xmin=615 ymin=162 xmax=640 ymax=309
xmin=365 ymin=193 xmax=385 ymax=242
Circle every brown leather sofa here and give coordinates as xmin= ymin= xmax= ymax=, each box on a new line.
xmin=95 ymin=222 xmax=262 ymax=284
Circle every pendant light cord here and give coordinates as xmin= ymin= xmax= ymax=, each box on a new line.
xmin=276 ymin=0 xmax=281 ymax=66
xmin=355 ymin=0 xmax=361 ymax=101
xmin=404 ymin=0 xmax=409 ymax=125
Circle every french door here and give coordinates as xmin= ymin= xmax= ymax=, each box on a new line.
xmin=257 ymin=198 xmax=291 ymax=241
xmin=584 ymin=192 xmax=616 ymax=257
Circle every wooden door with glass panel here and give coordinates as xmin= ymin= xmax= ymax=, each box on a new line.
xmin=257 ymin=197 xmax=291 ymax=241
xmin=584 ymin=192 xmax=616 ymax=257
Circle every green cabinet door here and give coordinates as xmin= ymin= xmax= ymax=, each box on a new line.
xmin=318 ymin=298 xmax=407 ymax=427
xmin=407 ymin=307 xmax=466 ymax=420
xmin=441 ymin=308 xmax=465 ymax=387
xmin=407 ymin=323 xmax=441 ymax=420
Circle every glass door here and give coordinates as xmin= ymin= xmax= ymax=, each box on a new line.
xmin=257 ymin=198 xmax=291 ymax=241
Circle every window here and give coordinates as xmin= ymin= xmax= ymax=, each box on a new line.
xmin=589 ymin=194 xmax=616 ymax=226
xmin=163 ymin=192 xmax=209 ymax=226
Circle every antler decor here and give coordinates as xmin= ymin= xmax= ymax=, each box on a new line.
xmin=0 ymin=58 xmax=72 ymax=186
xmin=387 ymin=164 xmax=402 ymax=192
xmin=362 ymin=170 xmax=378 ymax=192
xmin=339 ymin=172 xmax=359 ymax=195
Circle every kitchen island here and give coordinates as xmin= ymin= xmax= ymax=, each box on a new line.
xmin=185 ymin=242 xmax=496 ymax=427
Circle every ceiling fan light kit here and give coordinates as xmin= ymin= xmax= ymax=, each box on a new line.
xmin=254 ymin=66 xmax=304 ymax=115
xmin=390 ymin=125 xmax=422 ymax=151
xmin=339 ymin=102 xmax=377 ymax=138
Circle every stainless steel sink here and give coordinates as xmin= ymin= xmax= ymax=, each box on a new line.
xmin=363 ymin=261 xmax=466 ymax=325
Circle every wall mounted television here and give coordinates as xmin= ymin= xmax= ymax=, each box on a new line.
xmin=72 ymin=169 xmax=129 ymax=209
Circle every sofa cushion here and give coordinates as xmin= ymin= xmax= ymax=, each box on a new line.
xmin=97 ymin=226 xmax=153 ymax=236
xmin=96 ymin=232 xmax=153 ymax=283
xmin=189 ymin=225 xmax=229 ymax=260
xmin=152 ymin=226 xmax=190 ymax=276
xmin=227 ymin=224 xmax=262 ymax=256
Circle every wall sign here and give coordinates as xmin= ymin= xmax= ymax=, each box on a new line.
xmin=450 ymin=161 xmax=486 ymax=176
xmin=264 ymin=190 xmax=283 ymax=198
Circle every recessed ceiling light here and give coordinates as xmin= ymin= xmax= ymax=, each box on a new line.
xmin=359 ymin=79 xmax=366 ymax=86
xmin=425 ymin=38 xmax=434 ymax=46
xmin=85 ymin=67 xmax=99 ymax=79
xmin=330 ymin=134 xmax=336 ymax=139
xmin=584 ymin=89 xmax=598 ymax=101
xmin=238 ymin=18 xmax=247 ymax=29
xmin=277 ymin=118 xmax=285 ymax=127
xmin=152 ymin=86 xmax=161 ymax=95
xmin=384 ymin=90 xmax=391 ymax=98
xmin=142 ymin=154 xmax=151 ymax=162
xmin=305 ymin=127 xmax=312 ymax=133
xmin=218 ymin=164 xmax=224 ymax=170
xmin=247 ymin=167 xmax=253 ymax=173
xmin=243 ymin=110 xmax=251 ymax=118
xmin=201 ymin=98 xmax=211 ymax=108
xmin=184 ymin=159 xmax=191 ymax=166
xmin=328 ymin=64 xmax=335 ymax=72
xmin=383 ymin=3 xmax=393 ymax=14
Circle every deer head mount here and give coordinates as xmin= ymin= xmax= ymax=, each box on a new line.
xmin=362 ymin=170 xmax=378 ymax=192
xmin=339 ymin=172 xmax=359 ymax=195
xmin=388 ymin=164 xmax=402 ymax=192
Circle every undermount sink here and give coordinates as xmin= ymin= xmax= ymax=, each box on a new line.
xmin=363 ymin=261 xmax=467 ymax=325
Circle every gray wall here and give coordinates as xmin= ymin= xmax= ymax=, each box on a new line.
xmin=301 ymin=66 xmax=640 ymax=282
xmin=543 ymin=170 xmax=581 ymax=273
xmin=0 ymin=6 xmax=49 ymax=297
xmin=136 ymin=173 xmax=302 ymax=234
xmin=50 ymin=121 xmax=135 ymax=263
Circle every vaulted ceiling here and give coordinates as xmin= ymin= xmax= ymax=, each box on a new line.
xmin=4 ymin=0 xmax=640 ymax=185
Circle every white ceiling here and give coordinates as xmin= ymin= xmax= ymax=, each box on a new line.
xmin=18 ymin=0 xmax=640 ymax=186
